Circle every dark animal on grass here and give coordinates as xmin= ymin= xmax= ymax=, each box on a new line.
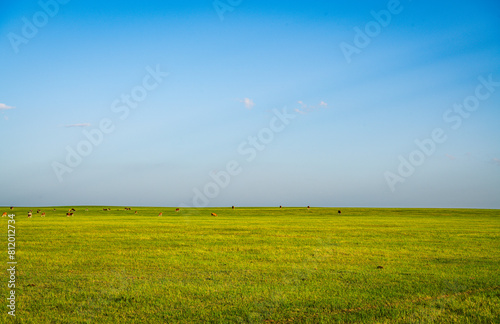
xmin=175 ymin=208 xmax=180 ymax=212
xmin=338 ymin=210 xmax=341 ymax=214
xmin=66 ymin=212 xmax=73 ymax=217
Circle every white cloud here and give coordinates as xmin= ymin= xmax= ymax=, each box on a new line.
xmin=66 ymin=123 xmax=91 ymax=128
xmin=0 ymin=103 xmax=14 ymax=110
xmin=295 ymin=100 xmax=329 ymax=114
xmin=240 ymin=98 xmax=255 ymax=109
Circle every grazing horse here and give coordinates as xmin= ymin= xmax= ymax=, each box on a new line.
xmin=175 ymin=208 xmax=180 ymax=212
xmin=211 ymin=213 xmax=217 ymax=217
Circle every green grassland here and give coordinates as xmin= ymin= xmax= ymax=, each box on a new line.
xmin=1 ymin=207 xmax=499 ymax=323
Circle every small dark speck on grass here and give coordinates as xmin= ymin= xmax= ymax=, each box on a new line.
xmin=27 ymin=284 xmax=36 ymax=287
xmin=377 ymin=266 xmax=384 ymax=269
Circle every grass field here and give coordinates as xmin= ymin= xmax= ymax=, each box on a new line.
xmin=1 ymin=207 xmax=499 ymax=323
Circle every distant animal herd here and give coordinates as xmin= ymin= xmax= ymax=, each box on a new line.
xmin=2 ymin=206 xmax=342 ymax=218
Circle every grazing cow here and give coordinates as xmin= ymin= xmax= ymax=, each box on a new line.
xmin=338 ymin=210 xmax=341 ymax=214
xmin=175 ymin=208 xmax=180 ymax=212
xmin=37 ymin=209 xmax=41 ymax=213
xmin=85 ymin=209 xmax=89 ymax=211
xmin=41 ymin=212 xmax=46 ymax=217
xmin=103 ymin=208 xmax=109 ymax=211
xmin=2 ymin=212 xmax=7 ymax=217
xmin=134 ymin=211 xmax=138 ymax=214
xmin=125 ymin=208 xmax=131 ymax=211
xmin=53 ymin=208 xmax=56 ymax=211
xmin=232 ymin=206 xmax=235 ymax=209
xmin=10 ymin=207 xmax=13 ymax=210
xmin=279 ymin=205 xmax=282 ymax=209
xmin=307 ymin=206 xmax=310 ymax=209
xmin=158 ymin=212 xmax=163 ymax=216
xmin=71 ymin=208 xmax=76 ymax=212
xmin=28 ymin=212 xmax=32 ymax=218
xmin=211 ymin=213 xmax=217 ymax=217
xmin=66 ymin=212 xmax=73 ymax=217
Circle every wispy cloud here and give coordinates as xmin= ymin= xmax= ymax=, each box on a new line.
xmin=295 ymin=101 xmax=328 ymax=114
xmin=0 ymin=103 xmax=14 ymax=110
xmin=239 ymin=98 xmax=255 ymax=109
xmin=65 ymin=123 xmax=91 ymax=128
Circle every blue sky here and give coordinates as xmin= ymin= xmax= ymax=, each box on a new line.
xmin=1 ymin=0 xmax=499 ymax=208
